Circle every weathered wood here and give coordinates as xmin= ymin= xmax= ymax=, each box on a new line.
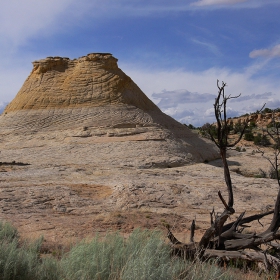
xmin=224 ymin=231 xmax=280 ymax=250
xmin=166 ymin=226 xmax=182 ymax=245
xmin=210 ymin=208 xmax=215 ymax=226
xmin=199 ymin=207 xmax=233 ymax=251
xmin=190 ymin=220 xmax=195 ymax=243
xmin=265 ymin=185 xmax=280 ymax=234
xmin=210 ymin=81 xmax=246 ymax=209
xmin=222 ymin=210 xmax=274 ymax=233
xmin=204 ymin=249 xmax=280 ymax=272
xmin=220 ymin=148 xmax=234 ymax=208
xmin=218 ymin=212 xmax=256 ymax=247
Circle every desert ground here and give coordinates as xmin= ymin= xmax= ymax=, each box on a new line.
xmin=0 ymin=133 xmax=277 ymax=250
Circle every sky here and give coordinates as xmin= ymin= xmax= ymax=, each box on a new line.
xmin=0 ymin=0 xmax=280 ymax=126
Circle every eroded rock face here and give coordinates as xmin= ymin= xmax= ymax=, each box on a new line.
xmin=4 ymin=53 xmax=157 ymax=112
xmin=0 ymin=53 xmax=223 ymax=248
xmin=229 ymin=112 xmax=280 ymax=127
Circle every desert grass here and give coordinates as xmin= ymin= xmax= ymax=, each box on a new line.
xmin=0 ymin=221 xmax=274 ymax=280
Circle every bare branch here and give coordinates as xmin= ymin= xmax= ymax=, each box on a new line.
xmin=222 ymin=210 xmax=274 ymax=232
xmin=190 ymin=220 xmax=195 ymax=243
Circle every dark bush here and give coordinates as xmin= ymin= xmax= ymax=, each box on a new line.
xmin=254 ymin=133 xmax=270 ymax=146
xmin=269 ymin=167 xmax=280 ymax=179
xmin=263 ymin=107 xmax=273 ymax=114
xmin=188 ymin=124 xmax=195 ymax=129
xmin=249 ymin=121 xmax=256 ymax=128
xmin=244 ymin=131 xmax=254 ymax=141
xmin=200 ymin=123 xmax=218 ymax=139
xmin=233 ymin=122 xmax=247 ymax=134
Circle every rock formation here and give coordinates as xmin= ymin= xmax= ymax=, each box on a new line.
xmin=0 ymin=53 xmax=228 ymax=248
xmin=0 ymin=53 xmax=218 ymax=166
xmin=229 ymin=112 xmax=280 ymax=127
xmin=4 ymin=53 xmax=157 ymax=112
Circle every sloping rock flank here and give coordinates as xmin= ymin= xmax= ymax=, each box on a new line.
xmin=0 ymin=53 xmax=218 ymax=165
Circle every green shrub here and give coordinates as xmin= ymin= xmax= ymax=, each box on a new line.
xmin=255 ymin=169 xmax=267 ymax=178
xmin=235 ymin=147 xmax=246 ymax=152
xmin=61 ymin=229 xmax=185 ymax=280
xmin=233 ymin=122 xmax=246 ymax=134
xmin=269 ymin=167 xmax=280 ymax=179
xmin=228 ymin=120 xmax=234 ymax=132
xmin=267 ymin=121 xmax=280 ymax=129
xmin=273 ymin=143 xmax=280 ymax=151
xmin=0 ymin=221 xmax=18 ymax=243
xmin=254 ymin=133 xmax=270 ymax=146
xmin=267 ymin=122 xmax=273 ymax=128
xmin=235 ymin=146 xmax=241 ymax=152
xmin=244 ymin=131 xmax=254 ymax=141
xmin=262 ymin=107 xmax=272 ymax=114
xmin=249 ymin=121 xmax=256 ymax=128
xmin=188 ymin=124 xmax=196 ymax=129
xmin=0 ymin=222 xmax=59 ymax=280
xmin=61 ymin=229 xmax=238 ymax=280
xmin=0 ymin=222 xmax=266 ymax=280
xmin=200 ymin=123 xmax=218 ymax=138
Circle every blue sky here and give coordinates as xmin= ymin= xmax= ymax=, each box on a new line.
xmin=0 ymin=0 xmax=280 ymax=126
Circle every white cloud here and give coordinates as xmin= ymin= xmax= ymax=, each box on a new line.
xmin=122 ymin=64 xmax=264 ymax=98
xmin=230 ymin=92 xmax=273 ymax=102
xmin=121 ymin=63 xmax=280 ymax=126
xmin=191 ymin=0 xmax=247 ymax=6
xmin=191 ymin=39 xmax=221 ymax=56
xmin=0 ymin=0 xmax=76 ymax=47
xmin=190 ymin=0 xmax=277 ymax=8
xmin=0 ymin=101 xmax=9 ymax=114
xmin=153 ymin=90 xmax=216 ymax=108
xmin=267 ymin=99 xmax=280 ymax=109
xmin=0 ymin=0 xmax=89 ymax=101
xmin=249 ymin=44 xmax=280 ymax=58
xmin=0 ymin=0 xmax=277 ymax=51
xmin=0 ymin=67 xmax=30 ymax=102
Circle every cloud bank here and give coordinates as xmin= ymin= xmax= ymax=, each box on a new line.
xmin=250 ymin=44 xmax=280 ymax=58
xmin=0 ymin=0 xmax=75 ymax=47
xmin=153 ymin=90 xmax=216 ymax=108
xmin=191 ymin=0 xmax=247 ymax=6
xmin=123 ymin=63 xmax=280 ymax=126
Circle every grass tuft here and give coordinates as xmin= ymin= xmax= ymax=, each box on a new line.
xmin=0 ymin=221 xmax=273 ymax=279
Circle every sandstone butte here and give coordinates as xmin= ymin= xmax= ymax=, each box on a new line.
xmin=1 ymin=53 xmax=218 ymax=165
xmin=0 ymin=53 xmax=277 ymax=250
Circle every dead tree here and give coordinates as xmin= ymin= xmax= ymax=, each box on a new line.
xmin=167 ymin=80 xmax=280 ymax=276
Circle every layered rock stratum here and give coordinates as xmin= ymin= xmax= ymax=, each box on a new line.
xmin=0 ymin=53 xmax=277 ymax=250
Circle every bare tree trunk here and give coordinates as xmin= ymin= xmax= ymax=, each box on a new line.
xmin=265 ymin=181 xmax=280 ymax=234
xmin=220 ymin=148 xmax=234 ymax=208
xmin=166 ymin=81 xmax=280 ymax=278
